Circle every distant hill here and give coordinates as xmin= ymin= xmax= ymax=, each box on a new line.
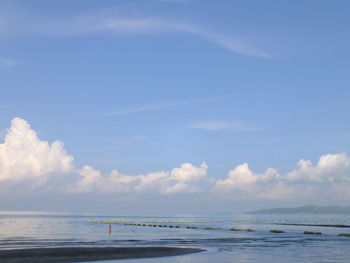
xmin=247 ymin=205 xmax=350 ymax=214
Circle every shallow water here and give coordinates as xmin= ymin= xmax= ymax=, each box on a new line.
xmin=0 ymin=212 xmax=350 ymax=263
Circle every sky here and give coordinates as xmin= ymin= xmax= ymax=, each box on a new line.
xmin=0 ymin=0 xmax=350 ymax=215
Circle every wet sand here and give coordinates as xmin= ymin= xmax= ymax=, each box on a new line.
xmin=0 ymin=246 xmax=205 ymax=263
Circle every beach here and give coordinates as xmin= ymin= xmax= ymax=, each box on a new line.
xmin=0 ymin=247 xmax=204 ymax=263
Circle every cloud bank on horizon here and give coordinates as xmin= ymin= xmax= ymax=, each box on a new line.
xmin=1 ymin=117 xmax=350 ymax=203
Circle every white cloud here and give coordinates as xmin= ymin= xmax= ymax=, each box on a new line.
xmin=189 ymin=121 xmax=261 ymax=131
xmin=0 ymin=118 xmax=73 ymax=182
xmin=0 ymin=58 xmax=26 ymax=67
xmin=103 ymin=97 xmax=223 ymax=117
xmin=172 ymin=24 xmax=271 ymax=58
xmin=215 ymin=153 xmax=350 ymax=200
xmin=69 ymin=162 xmax=209 ymax=194
xmin=0 ymin=6 xmax=271 ymax=58
xmin=216 ymin=163 xmax=279 ymax=187
xmin=160 ymin=0 xmax=191 ymax=3
xmin=74 ymin=12 xmax=271 ymax=57
xmin=214 ymin=163 xmax=286 ymax=200
xmin=1 ymin=117 xmax=350 ymax=205
xmin=286 ymin=153 xmax=350 ymax=183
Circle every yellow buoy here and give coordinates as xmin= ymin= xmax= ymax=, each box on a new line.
xmin=270 ymin=229 xmax=285 ymax=233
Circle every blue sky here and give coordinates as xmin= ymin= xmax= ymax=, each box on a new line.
xmin=1 ymin=0 xmax=350 ymax=214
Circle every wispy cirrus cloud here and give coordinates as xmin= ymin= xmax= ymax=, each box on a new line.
xmin=103 ymin=97 xmax=223 ymax=117
xmin=189 ymin=121 xmax=262 ymax=131
xmin=0 ymin=5 xmax=272 ymax=58
xmin=0 ymin=58 xmax=27 ymax=67
xmin=160 ymin=0 xmax=191 ymax=4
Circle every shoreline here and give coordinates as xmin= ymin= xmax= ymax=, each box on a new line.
xmin=0 ymin=246 xmax=205 ymax=263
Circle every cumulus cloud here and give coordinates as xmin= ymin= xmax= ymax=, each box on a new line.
xmin=286 ymin=153 xmax=350 ymax=183
xmin=0 ymin=118 xmax=73 ymax=183
xmin=68 ymin=162 xmax=209 ymax=194
xmin=0 ymin=117 xmax=210 ymax=195
xmin=216 ymin=163 xmax=279 ymax=187
xmin=2 ymin=117 xmax=350 ymax=204
xmin=215 ymin=153 xmax=350 ymax=200
xmin=214 ymin=163 xmax=286 ymax=199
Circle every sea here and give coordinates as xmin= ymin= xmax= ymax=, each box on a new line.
xmin=1 ymin=211 xmax=350 ymax=263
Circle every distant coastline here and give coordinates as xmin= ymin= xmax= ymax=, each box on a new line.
xmin=246 ymin=205 xmax=350 ymax=214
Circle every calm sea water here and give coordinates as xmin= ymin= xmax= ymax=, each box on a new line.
xmin=0 ymin=211 xmax=350 ymax=263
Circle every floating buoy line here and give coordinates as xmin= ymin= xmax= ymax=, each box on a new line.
xmin=87 ymin=219 xmax=350 ymax=237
